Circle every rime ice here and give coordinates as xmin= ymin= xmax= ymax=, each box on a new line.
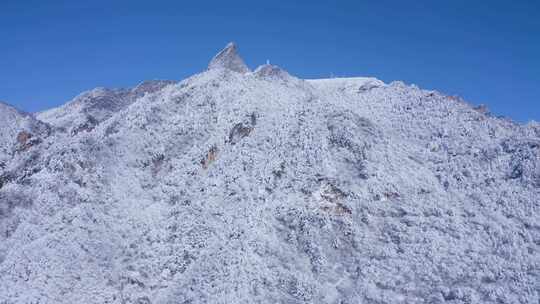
xmin=0 ymin=44 xmax=538 ymax=304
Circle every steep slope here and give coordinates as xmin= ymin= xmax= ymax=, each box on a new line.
xmin=0 ymin=44 xmax=538 ymax=304
xmin=0 ymin=101 xmax=50 ymax=175
xmin=208 ymin=42 xmax=250 ymax=73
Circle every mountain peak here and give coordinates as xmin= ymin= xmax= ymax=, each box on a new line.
xmin=254 ymin=64 xmax=291 ymax=80
xmin=208 ymin=42 xmax=250 ymax=73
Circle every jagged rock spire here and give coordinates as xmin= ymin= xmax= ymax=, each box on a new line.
xmin=208 ymin=42 xmax=250 ymax=73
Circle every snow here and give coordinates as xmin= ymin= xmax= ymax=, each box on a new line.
xmin=0 ymin=44 xmax=538 ymax=304
xmin=208 ymin=42 xmax=251 ymax=74
xmin=37 ymin=80 xmax=174 ymax=134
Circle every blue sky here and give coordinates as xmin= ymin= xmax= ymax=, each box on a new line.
xmin=1 ymin=0 xmax=539 ymax=121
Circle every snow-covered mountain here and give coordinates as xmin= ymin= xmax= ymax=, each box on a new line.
xmin=0 ymin=102 xmax=50 ymax=168
xmin=0 ymin=43 xmax=538 ymax=304
xmin=37 ymin=80 xmax=175 ymax=135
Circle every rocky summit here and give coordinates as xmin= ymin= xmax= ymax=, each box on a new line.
xmin=0 ymin=43 xmax=538 ymax=304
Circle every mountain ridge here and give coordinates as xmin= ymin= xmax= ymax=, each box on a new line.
xmin=0 ymin=43 xmax=538 ymax=304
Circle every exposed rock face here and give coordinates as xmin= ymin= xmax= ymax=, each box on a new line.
xmin=0 ymin=44 xmax=538 ymax=304
xmin=207 ymin=42 xmax=250 ymax=73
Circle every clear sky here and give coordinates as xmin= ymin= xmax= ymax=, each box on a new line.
xmin=1 ymin=0 xmax=539 ymax=122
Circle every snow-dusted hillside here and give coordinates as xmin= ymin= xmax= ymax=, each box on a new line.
xmin=37 ymin=80 xmax=174 ymax=134
xmin=0 ymin=102 xmax=50 ymax=168
xmin=0 ymin=43 xmax=538 ymax=304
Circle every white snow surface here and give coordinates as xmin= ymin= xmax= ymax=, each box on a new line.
xmin=0 ymin=43 xmax=539 ymax=304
